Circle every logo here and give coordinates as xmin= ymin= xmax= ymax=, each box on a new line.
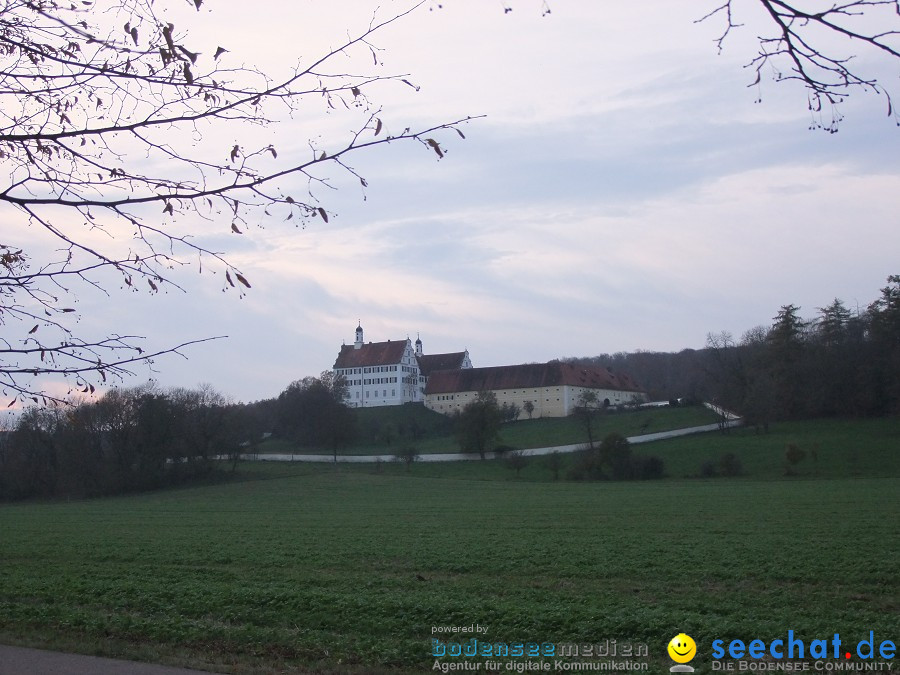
xmin=668 ymin=633 xmax=697 ymax=673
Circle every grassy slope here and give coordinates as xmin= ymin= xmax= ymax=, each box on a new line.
xmin=314 ymin=416 xmax=900 ymax=482
xmin=262 ymin=404 xmax=720 ymax=456
xmin=0 ymin=417 xmax=898 ymax=674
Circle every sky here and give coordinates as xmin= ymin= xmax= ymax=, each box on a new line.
xmin=9 ymin=0 xmax=900 ymax=406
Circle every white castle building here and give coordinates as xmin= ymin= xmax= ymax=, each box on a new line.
xmin=332 ymin=324 xmax=472 ymax=408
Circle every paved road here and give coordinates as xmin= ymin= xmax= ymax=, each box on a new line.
xmin=244 ymin=417 xmax=743 ymax=463
xmin=0 ymin=644 xmax=223 ymax=675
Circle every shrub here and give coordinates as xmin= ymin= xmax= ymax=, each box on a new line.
xmin=393 ymin=446 xmax=420 ymax=471
xmin=785 ymin=443 xmax=807 ymax=475
xmin=700 ymin=460 xmax=718 ymax=478
xmin=632 ymin=454 xmax=665 ymax=480
xmin=566 ymin=446 xmax=602 ymax=481
xmin=719 ymin=452 xmax=743 ymax=477
xmin=565 ymin=440 xmax=664 ymax=481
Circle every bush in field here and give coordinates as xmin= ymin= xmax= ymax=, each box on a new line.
xmin=700 ymin=460 xmax=719 ymax=478
xmin=600 ymin=433 xmax=633 ymax=480
xmin=566 ymin=445 xmax=603 ymax=481
xmin=566 ymin=434 xmax=664 ymax=481
xmin=698 ymin=453 xmax=743 ymax=478
xmin=394 ymin=446 xmax=420 ymax=472
xmin=719 ymin=452 xmax=743 ymax=477
xmin=543 ymin=450 xmax=564 ymax=480
xmin=785 ymin=443 xmax=807 ymax=475
xmin=631 ymin=454 xmax=666 ymax=480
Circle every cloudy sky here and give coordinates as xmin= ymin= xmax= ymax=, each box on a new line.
xmin=13 ymin=0 xmax=900 ymax=405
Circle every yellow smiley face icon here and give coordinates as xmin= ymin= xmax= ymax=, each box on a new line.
xmin=668 ymin=633 xmax=697 ymax=664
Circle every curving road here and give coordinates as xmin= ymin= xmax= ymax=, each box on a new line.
xmin=243 ymin=418 xmax=743 ymax=464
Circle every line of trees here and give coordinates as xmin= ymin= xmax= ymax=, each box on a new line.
xmin=706 ymin=277 xmax=900 ymax=427
xmin=571 ymin=275 xmax=900 ymax=425
xmin=0 ymin=384 xmax=255 ymax=500
xmin=0 ymin=371 xmax=367 ymax=500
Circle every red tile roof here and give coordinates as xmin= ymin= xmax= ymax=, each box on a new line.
xmin=416 ymin=352 xmax=468 ymax=376
xmin=424 ymin=361 xmax=643 ymax=395
xmin=333 ymin=340 xmax=410 ymax=369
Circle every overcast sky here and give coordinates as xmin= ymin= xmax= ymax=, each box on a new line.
xmin=15 ymin=0 xmax=900 ymax=405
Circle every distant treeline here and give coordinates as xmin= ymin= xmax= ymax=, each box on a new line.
xmin=0 ymin=375 xmax=356 ymax=501
xmin=569 ymin=275 xmax=900 ymax=426
xmin=0 ymin=384 xmax=262 ymax=501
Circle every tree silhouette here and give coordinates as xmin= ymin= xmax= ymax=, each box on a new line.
xmin=699 ymin=1 xmax=900 ymax=131
xmin=0 ymin=0 xmax=472 ymax=404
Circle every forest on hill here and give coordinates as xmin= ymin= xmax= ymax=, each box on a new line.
xmin=570 ymin=275 xmax=900 ymax=427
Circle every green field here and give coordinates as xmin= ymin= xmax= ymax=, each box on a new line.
xmin=0 ymin=418 xmax=898 ymax=674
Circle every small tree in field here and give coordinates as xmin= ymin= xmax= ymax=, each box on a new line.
xmin=505 ymin=449 xmax=528 ymax=478
xmin=456 ymin=391 xmax=501 ymax=460
xmin=574 ymin=390 xmax=603 ymax=449
xmin=499 ymin=402 xmax=521 ymax=423
xmin=543 ymin=450 xmax=563 ymax=480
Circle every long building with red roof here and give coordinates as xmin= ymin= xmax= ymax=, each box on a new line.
xmin=424 ymin=361 xmax=647 ymax=418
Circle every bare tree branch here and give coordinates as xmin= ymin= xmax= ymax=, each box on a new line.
xmin=0 ymin=0 xmax=474 ymax=404
xmin=699 ymin=0 xmax=900 ymax=131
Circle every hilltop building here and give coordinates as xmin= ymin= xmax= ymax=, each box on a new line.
xmin=424 ymin=361 xmax=647 ymax=418
xmin=332 ymin=324 xmax=472 ymax=408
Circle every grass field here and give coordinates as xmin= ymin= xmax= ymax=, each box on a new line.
xmin=261 ymin=404 xmax=720 ymax=456
xmin=0 ymin=417 xmax=898 ymax=674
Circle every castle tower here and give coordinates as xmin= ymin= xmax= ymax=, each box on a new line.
xmin=415 ymin=334 xmax=423 ymax=356
xmin=354 ymin=322 xmax=364 ymax=349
